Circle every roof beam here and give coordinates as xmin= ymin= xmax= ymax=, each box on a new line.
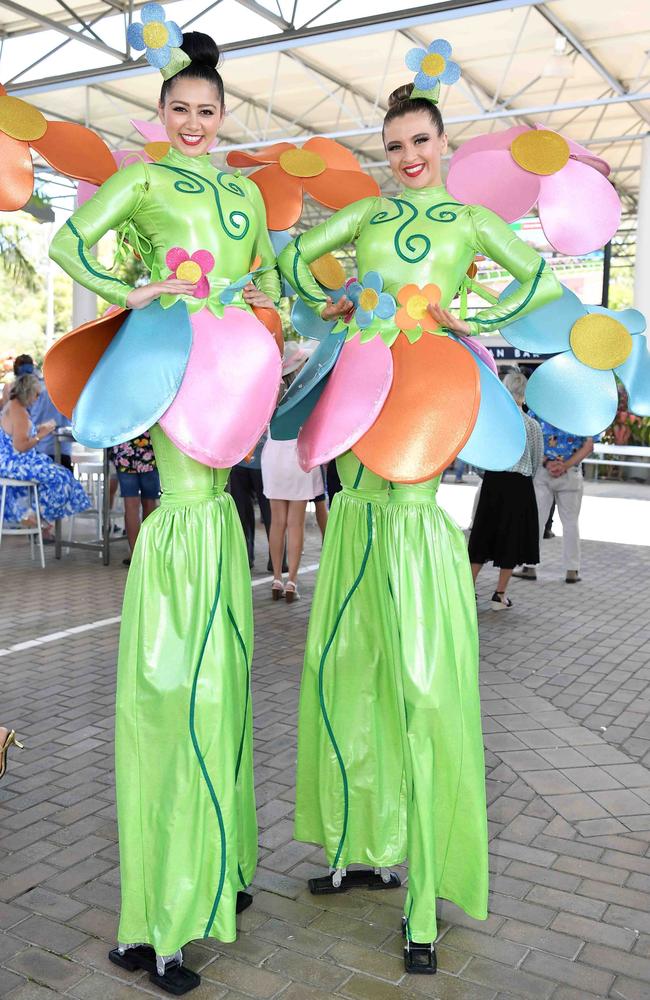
xmin=0 ymin=0 xmax=126 ymax=60
xmin=233 ymin=0 xmax=290 ymax=31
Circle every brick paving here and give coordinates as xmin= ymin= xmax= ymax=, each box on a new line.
xmin=2 ymin=488 xmax=650 ymax=1000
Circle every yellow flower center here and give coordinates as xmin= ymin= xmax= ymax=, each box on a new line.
xmin=510 ymin=129 xmax=570 ymax=176
xmin=406 ymin=293 xmax=429 ymax=321
xmin=143 ymin=21 xmax=169 ymax=48
xmin=309 ymin=253 xmax=345 ymax=290
xmin=0 ymin=95 xmax=47 ymax=142
xmin=569 ymin=314 xmax=632 ymax=370
xmin=359 ymin=288 xmax=380 ymax=312
xmin=176 ymin=260 xmax=202 ymax=283
xmin=421 ymin=53 xmax=446 ymax=77
xmin=279 ymin=149 xmax=327 ymax=178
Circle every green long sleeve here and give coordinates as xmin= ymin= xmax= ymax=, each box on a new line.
xmin=466 ymin=205 xmax=561 ymax=332
xmin=245 ymin=179 xmax=281 ymax=304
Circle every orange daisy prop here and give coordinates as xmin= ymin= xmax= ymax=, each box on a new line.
xmin=0 ymin=82 xmax=115 ymax=212
xmin=227 ymin=137 xmax=380 ymax=230
xmin=395 ymin=283 xmax=442 ymax=340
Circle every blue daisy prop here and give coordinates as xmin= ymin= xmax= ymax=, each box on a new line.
xmin=405 ymin=39 xmax=461 ymax=92
xmin=127 ymin=3 xmax=189 ymax=79
xmin=346 ymin=272 xmax=396 ymax=329
xmin=500 ymin=281 xmax=650 ymax=435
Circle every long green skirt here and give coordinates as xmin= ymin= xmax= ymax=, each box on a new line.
xmin=115 ymin=425 xmax=257 ymax=955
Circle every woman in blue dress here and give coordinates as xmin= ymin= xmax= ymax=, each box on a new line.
xmin=0 ymin=374 xmax=90 ymax=527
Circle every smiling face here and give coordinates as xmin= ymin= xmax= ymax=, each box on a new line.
xmin=384 ymin=110 xmax=448 ymax=189
xmin=158 ymin=77 xmax=224 ymax=157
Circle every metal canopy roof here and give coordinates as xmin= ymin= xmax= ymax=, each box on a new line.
xmin=1 ymin=0 xmax=648 ymax=225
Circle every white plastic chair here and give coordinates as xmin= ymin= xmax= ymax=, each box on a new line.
xmin=0 ymin=477 xmax=45 ymax=568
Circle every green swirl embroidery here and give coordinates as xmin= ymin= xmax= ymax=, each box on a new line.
xmin=291 ymin=236 xmax=326 ymax=304
xmin=473 ymin=260 xmax=546 ymax=327
xmin=66 ymin=220 xmax=126 ymax=285
xmin=426 ymin=201 xmax=462 ymax=223
xmin=154 ymin=164 xmax=250 ymax=241
xmin=370 ymin=198 xmax=430 ymax=263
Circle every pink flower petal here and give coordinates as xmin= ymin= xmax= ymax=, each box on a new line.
xmin=130 ymin=119 xmax=169 ymax=143
xmin=191 ymin=249 xmax=215 ymax=274
xmin=297 ymin=336 xmax=393 ymax=470
xmin=447 ymin=148 xmax=541 ymax=223
xmin=193 ymin=275 xmax=210 ymax=298
xmin=165 ymin=247 xmax=188 ymax=271
xmin=457 ymin=335 xmax=498 ymax=375
xmin=530 ymin=124 xmax=611 ymax=177
xmin=538 ymin=159 xmax=621 ymax=255
xmin=450 ymin=125 xmax=530 ymax=167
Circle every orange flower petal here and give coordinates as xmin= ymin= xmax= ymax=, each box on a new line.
xmin=423 ymin=283 xmax=442 ymax=305
xmin=395 ymin=305 xmax=417 ymax=331
xmin=303 ymin=137 xmax=363 ymax=172
xmin=397 ymin=284 xmax=421 ymax=306
xmin=0 ymin=131 xmax=34 ymax=211
xmin=227 ymin=142 xmax=296 ymax=168
xmin=353 ymin=334 xmax=480 ymax=482
xmin=32 ymin=122 xmax=116 ymax=185
xmin=252 ymin=305 xmax=284 ymax=356
xmin=303 ymin=168 xmax=380 ymax=210
xmin=43 ymin=309 xmax=128 ymax=419
xmin=250 ymin=162 xmax=304 ymax=230
xmin=0 ymin=83 xmax=6 ymax=97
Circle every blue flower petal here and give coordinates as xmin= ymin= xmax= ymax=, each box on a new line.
xmin=363 ymin=271 xmax=383 ymax=294
xmin=270 ymin=230 xmax=294 ymax=298
xmin=526 ymin=351 xmax=617 ymax=436
xmin=414 ymin=70 xmax=439 ymax=90
xmin=586 ymin=305 xmax=647 ymax=336
xmin=346 ymin=280 xmax=363 ymax=306
xmin=355 ymin=308 xmax=374 ymax=329
xmin=142 ymin=3 xmax=165 ymax=23
xmin=375 ymin=293 xmax=396 ymax=320
xmin=291 ymin=298 xmax=334 ymax=342
xmin=271 ymin=330 xmax=345 ymax=440
xmin=440 ymin=60 xmax=462 ymax=85
xmin=330 ymin=285 xmax=347 ymax=304
xmin=127 ymin=21 xmax=145 ymax=49
xmin=405 ymin=48 xmax=426 ymax=72
xmin=428 ymin=39 xmax=452 ymax=59
xmin=615 ymin=334 xmax=650 ymax=417
xmin=457 ymin=348 xmax=526 ymax=469
xmin=499 ymin=281 xmax=582 ymax=354
xmin=166 ymin=20 xmax=183 ymax=47
xmin=147 ymin=44 xmax=171 ymax=67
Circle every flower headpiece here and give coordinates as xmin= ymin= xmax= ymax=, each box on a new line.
xmin=405 ymin=39 xmax=461 ymax=104
xmin=127 ymin=3 xmax=190 ymax=81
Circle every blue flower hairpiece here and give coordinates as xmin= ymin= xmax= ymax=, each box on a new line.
xmin=127 ymin=3 xmax=190 ymax=80
xmin=405 ymin=39 xmax=461 ymax=103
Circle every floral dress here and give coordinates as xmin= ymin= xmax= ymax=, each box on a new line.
xmin=0 ymin=425 xmax=90 ymax=524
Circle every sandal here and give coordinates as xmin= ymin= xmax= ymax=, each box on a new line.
xmin=285 ymin=581 xmax=300 ymax=603
xmin=490 ymin=591 xmax=512 ymax=611
xmin=271 ymin=579 xmax=285 ymax=601
xmin=0 ymin=728 xmax=24 ymax=780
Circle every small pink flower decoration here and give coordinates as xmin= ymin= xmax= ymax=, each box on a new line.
xmin=165 ymin=247 xmax=215 ymax=298
xmin=446 ymin=123 xmax=621 ymax=255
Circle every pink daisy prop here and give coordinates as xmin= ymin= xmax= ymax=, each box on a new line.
xmin=165 ymin=247 xmax=215 ymax=298
xmin=447 ymin=124 xmax=621 ymax=255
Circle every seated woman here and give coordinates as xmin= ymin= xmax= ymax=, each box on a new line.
xmin=0 ymin=374 xmax=90 ymax=532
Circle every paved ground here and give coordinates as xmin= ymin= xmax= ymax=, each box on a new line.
xmin=2 ymin=480 xmax=650 ymax=1000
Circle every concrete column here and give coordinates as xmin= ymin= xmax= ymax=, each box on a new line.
xmin=634 ymin=136 xmax=650 ymax=320
xmin=72 ymin=281 xmax=97 ymax=328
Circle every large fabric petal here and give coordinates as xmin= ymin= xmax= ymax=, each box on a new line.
xmin=449 ymin=125 xmax=529 ymax=167
xmin=303 ymin=137 xmax=363 ymax=172
xmin=498 ymin=281 xmax=582 ymax=354
xmin=0 ymin=131 xmax=34 ymax=211
xmin=227 ymin=143 xmax=295 ymax=168
xmin=457 ymin=348 xmax=525 ymax=469
xmin=615 ymin=334 xmax=650 ymax=417
xmin=32 ymin=122 xmax=117 ymax=186
xmin=291 ymin=298 xmax=334 ymax=342
xmin=297 ymin=336 xmax=393 ymax=470
xmin=446 ymin=149 xmax=540 ymax=223
xmin=304 ymin=169 xmax=380 ymax=211
xmin=526 ymin=351 xmax=618 ymax=435
xmin=538 ymin=159 xmax=621 ymax=255
xmin=587 ymin=305 xmax=647 ymax=336
xmin=43 ymin=308 xmax=128 ymax=419
xmin=270 ymin=330 xmax=346 ymax=441
xmin=456 ymin=334 xmax=498 ymax=375
xmin=159 ymin=306 xmax=281 ymax=467
xmin=353 ymin=334 xmax=480 ymax=483
xmin=73 ymin=301 xmax=192 ymax=448
xmin=251 ymin=163 xmax=304 ymax=230
xmin=564 ymin=135 xmax=610 ymax=176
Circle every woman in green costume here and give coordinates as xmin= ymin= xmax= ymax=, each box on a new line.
xmin=276 ymin=64 xmax=561 ymax=973
xmin=48 ymin=25 xmax=281 ymax=994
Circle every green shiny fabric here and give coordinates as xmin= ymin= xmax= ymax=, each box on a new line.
xmin=115 ymin=425 xmax=256 ymax=954
xmin=295 ymin=461 xmax=487 ymax=942
xmin=277 ymin=185 xmax=560 ymax=333
xmin=50 ymin=147 xmax=280 ymax=310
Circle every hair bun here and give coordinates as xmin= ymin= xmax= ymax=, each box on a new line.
xmin=180 ymin=31 xmax=220 ymax=69
xmin=388 ymin=82 xmax=414 ymax=108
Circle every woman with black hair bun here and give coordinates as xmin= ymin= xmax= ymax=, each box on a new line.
xmin=48 ymin=10 xmax=281 ymax=993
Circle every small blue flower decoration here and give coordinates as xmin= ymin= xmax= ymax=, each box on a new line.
xmin=219 ymin=264 xmax=276 ymax=305
xmin=127 ymin=3 xmax=184 ymax=72
xmin=500 ymin=281 xmax=650 ymax=435
xmin=405 ymin=39 xmax=461 ymax=90
xmin=346 ymin=272 xmax=396 ymax=329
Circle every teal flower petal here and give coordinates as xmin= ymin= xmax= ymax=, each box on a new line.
xmin=526 ymin=351 xmax=617 ymax=435
xmin=375 ymin=293 xmax=396 ymax=320
xmin=363 ymin=271 xmax=383 ymax=294
xmin=291 ymin=298 xmax=334 ymax=342
xmin=356 ymin=308 xmax=374 ymax=329
xmin=499 ymin=281 xmax=582 ymax=354
xmin=615 ymin=334 xmax=650 ymax=416
xmin=586 ymin=305 xmax=647 ymax=335
xmin=429 ymin=39 xmax=452 ymax=59
xmin=458 ymin=348 xmax=525 ymax=469
xmin=405 ymin=48 xmax=426 ymax=71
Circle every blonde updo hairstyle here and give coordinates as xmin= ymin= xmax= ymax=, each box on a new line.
xmin=383 ymin=82 xmax=445 ymax=143
xmin=10 ymin=374 xmax=41 ymax=407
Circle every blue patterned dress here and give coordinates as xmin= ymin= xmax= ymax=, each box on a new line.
xmin=0 ymin=427 xmax=91 ymax=524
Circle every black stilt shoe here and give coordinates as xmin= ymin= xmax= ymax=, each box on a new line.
xmin=109 ymin=946 xmax=200 ymax=995
xmin=401 ymin=915 xmax=437 ymax=974
xmin=308 ymin=866 xmax=401 ymax=895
